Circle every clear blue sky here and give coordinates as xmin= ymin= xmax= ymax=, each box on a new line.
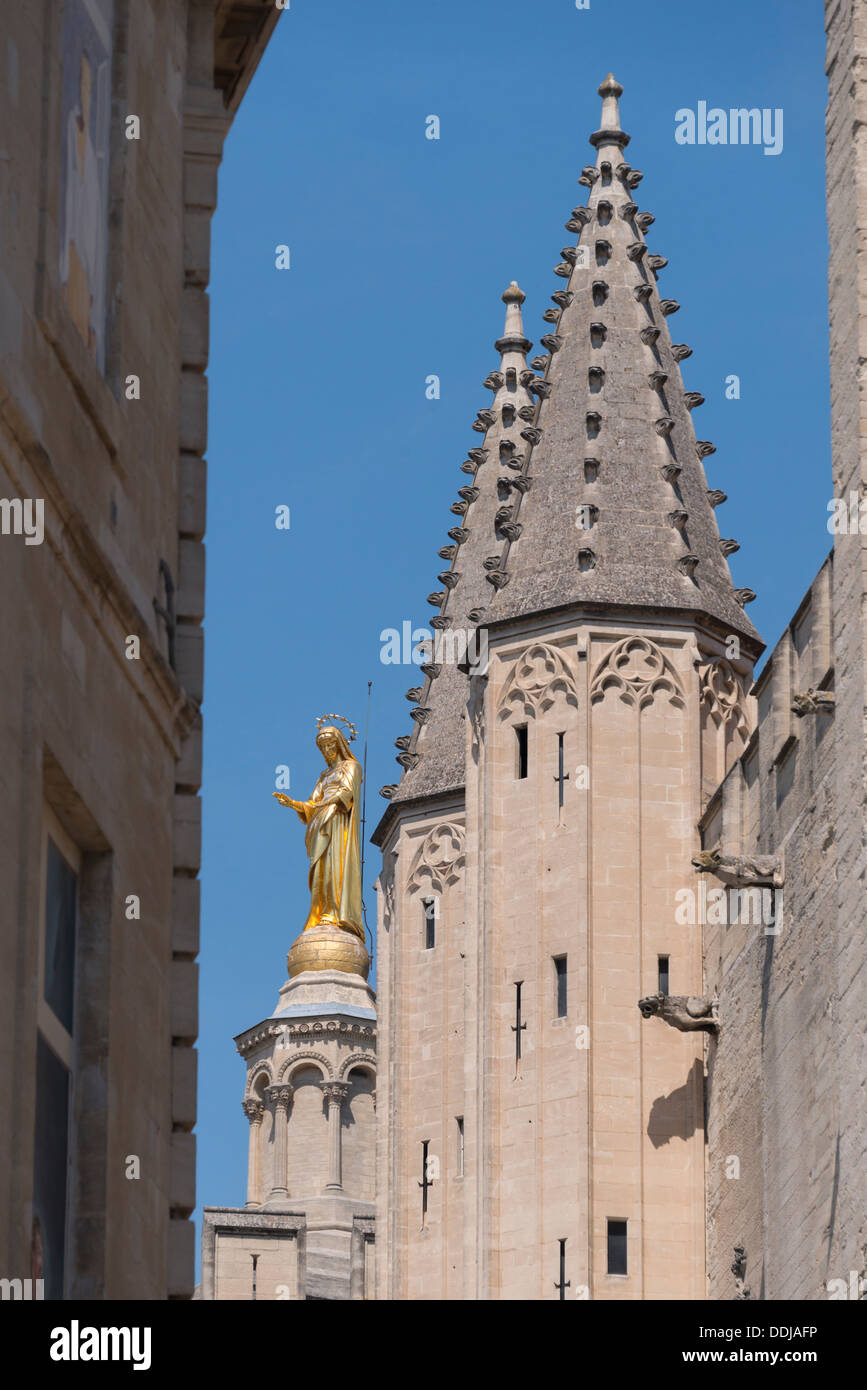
xmin=196 ymin=0 xmax=830 ymax=1266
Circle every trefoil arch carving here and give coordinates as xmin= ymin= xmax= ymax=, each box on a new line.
xmin=407 ymin=822 xmax=466 ymax=894
xmin=497 ymin=642 xmax=578 ymax=720
xmin=590 ymin=636 xmax=685 ymax=709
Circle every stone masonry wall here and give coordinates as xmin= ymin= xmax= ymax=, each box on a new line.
xmin=704 ymin=558 xmax=845 ymax=1299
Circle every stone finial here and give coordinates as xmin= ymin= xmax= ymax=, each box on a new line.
xmin=791 ymin=688 xmax=835 ymax=717
xmin=502 ymin=279 xmax=525 ymax=305
xmin=590 ymin=73 xmax=630 ymax=151
xmin=638 ymin=992 xmax=719 ymax=1034
xmin=495 ymin=281 xmax=532 ymax=357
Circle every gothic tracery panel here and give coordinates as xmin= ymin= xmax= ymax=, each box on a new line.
xmin=497 ymin=642 xmax=578 ymax=720
xmin=590 ymin=636 xmax=685 ymax=709
xmin=699 ymin=657 xmax=750 ymax=741
xmin=407 ymin=822 xmax=466 ymax=893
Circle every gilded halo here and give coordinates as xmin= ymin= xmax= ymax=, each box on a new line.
xmin=315 ymin=712 xmax=358 ymax=742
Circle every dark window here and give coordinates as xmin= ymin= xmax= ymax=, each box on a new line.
xmin=554 ymin=956 xmax=567 ymax=1018
xmin=658 ymin=955 xmax=670 ymax=994
xmin=607 ymin=1219 xmax=627 ymax=1276
xmin=33 ymin=1034 xmax=70 ymax=1299
xmin=423 ymin=898 xmax=436 ymax=950
xmin=456 ymin=1117 xmax=464 ymax=1176
xmin=516 ymin=725 xmax=528 ymax=779
xmin=505 ymin=368 xmax=517 ymax=391
xmin=44 ymin=838 xmax=78 ymax=1033
xmin=555 ymin=732 xmax=567 ymax=811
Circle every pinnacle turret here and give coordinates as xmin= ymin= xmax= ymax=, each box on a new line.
xmin=377 ymin=74 xmax=762 ymax=812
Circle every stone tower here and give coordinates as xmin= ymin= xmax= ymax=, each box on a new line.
xmin=202 ymin=958 xmax=376 ymax=1300
xmin=372 ymin=76 xmax=764 ymax=1300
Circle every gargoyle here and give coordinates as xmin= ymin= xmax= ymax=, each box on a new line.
xmin=638 ymin=992 xmax=719 ymax=1034
xmin=692 ymin=849 xmax=783 ymax=889
xmin=791 ymin=688 xmax=835 ymax=717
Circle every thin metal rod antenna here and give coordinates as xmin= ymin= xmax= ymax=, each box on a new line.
xmin=360 ymin=681 xmax=373 ymax=956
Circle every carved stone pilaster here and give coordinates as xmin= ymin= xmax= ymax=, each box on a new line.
xmin=266 ymin=1085 xmax=293 ymax=1199
xmin=321 ymin=1083 xmax=351 ymax=1192
xmin=242 ymin=1099 xmax=265 ymax=1208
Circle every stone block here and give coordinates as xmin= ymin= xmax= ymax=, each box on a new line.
xmin=170 ymin=1131 xmax=196 ymax=1214
xmin=175 ymin=624 xmax=204 ymax=703
xmin=178 ymin=454 xmax=207 ymax=538
xmin=171 ymin=1045 xmax=197 ymax=1129
xmin=168 ymin=1218 xmax=195 ymax=1299
xmin=176 ymin=538 xmax=206 ymax=621
xmin=171 ymin=960 xmax=199 ymax=1042
xmin=173 ymin=793 xmax=202 ymax=871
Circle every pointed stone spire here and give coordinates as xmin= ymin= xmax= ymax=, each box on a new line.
xmin=378 ymin=76 xmax=762 ymax=810
xmin=483 ymin=74 xmax=761 ymax=647
xmin=380 ymin=285 xmax=534 ymax=799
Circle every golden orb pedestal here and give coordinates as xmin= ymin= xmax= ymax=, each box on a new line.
xmin=287 ymin=923 xmax=369 ymax=980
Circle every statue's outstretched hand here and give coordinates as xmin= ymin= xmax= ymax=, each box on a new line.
xmin=273 ymin=792 xmax=300 ymax=809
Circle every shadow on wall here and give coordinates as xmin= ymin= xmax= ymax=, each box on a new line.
xmin=646 ymin=1056 xmax=704 ymax=1148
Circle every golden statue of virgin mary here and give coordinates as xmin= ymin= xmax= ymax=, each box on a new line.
xmin=274 ymin=719 xmax=369 ymax=979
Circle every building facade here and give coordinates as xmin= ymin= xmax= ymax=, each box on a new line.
xmin=201 ymin=966 xmax=377 ymax=1302
xmin=371 ymin=10 xmax=867 ymax=1302
xmin=0 ymin=0 xmax=283 ymax=1300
